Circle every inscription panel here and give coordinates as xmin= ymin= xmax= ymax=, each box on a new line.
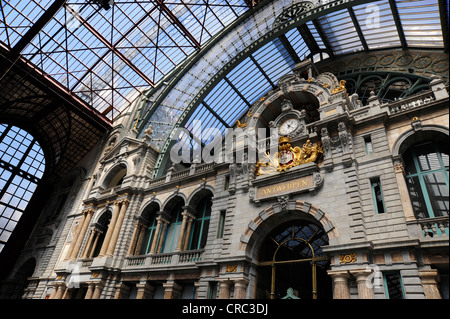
xmin=256 ymin=175 xmax=313 ymax=200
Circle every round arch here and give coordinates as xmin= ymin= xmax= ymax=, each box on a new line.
xmin=161 ymin=193 xmax=187 ymax=213
xmin=391 ymin=125 xmax=449 ymax=159
xmin=186 ymin=185 xmax=215 ymax=209
xmin=99 ymin=162 xmax=128 ymax=189
xmin=241 ymin=201 xmax=338 ymax=299
xmin=139 ymin=199 xmax=161 ymax=218
xmin=239 ymin=200 xmax=338 ymax=262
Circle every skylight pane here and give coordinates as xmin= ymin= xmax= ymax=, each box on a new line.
xmin=306 ymin=21 xmax=326 ymax=50
xmin=353 ymin=0 xmax=401 ymax=49
xmin=317 ymin=9 xmax=364 ymax=54
xmin=396 ymin=0 xmax=443 ymax=47
xmin=203 ymin=78 xmax=247 ymax=126
xmin=227 ymin=57 xmax=271 ymax=104
xmin=253 ymin=39 xmax=296 ymax=84
xmin=285 ymin=28 xmax=311 ymax=61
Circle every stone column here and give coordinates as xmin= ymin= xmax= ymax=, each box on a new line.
xmin=149 ymin=216 xmax=163 ymax=254
xmin=136 ymin=283 xmax=155 ymax=299
xmin=163 ymin=281 xmax=182 ymax=299
xmin=106 ymin=198 xmax=129 ymax=256
xmin=87 ymin=229 xmax=102 ymax=258
xmin=177 ymin=207 xmax=196 ymax=251
xmin=114 ymin=283 xmax=131 ymax=299
xmin=156 ymin=218 xmax=169 ymax=253
xmin=84 ymin=282 xmax=95 ymax=299
xmin=62 ymin=288 xmax=73 ymax=299
xmin=69 ymin=207 xmax=94 ymax=260
xmin=234 ymin=279 xmax=249 ymax=299
xmin=128 ymin=221 xmax=145 ymax=255
xmin=99 ymin=201 xmax=121 ymax=256
xmin=419 ymin=269 xmax=442 ymax=299
xmin=394 ymin=161 xmax=416 ymax=221
xmin=53 ymin=283 xmax=66 ymax=299
xmin=65 ymin=217 xmax=85 ymax=260
xmin=328 ymin=270 xmax=350 ymax=299
xmin=183 ymin=214 xmax=195 ymax=251
xmin=218 ymin=280 xmax=232 ymax=299
xmin=134 ymin=223 xmax=146 ymax=255
xmin=48 ymin=284 xmax=58 ymax=299
xmin=176 ymin=209 xmax=190 ymax=251
xmin=351 ymin=269 xmax=374 ymax=299
xmin=92 ymin=282 xmax=104 ymax=299
xmin=80 ymin=228 xmax=94 ymax=259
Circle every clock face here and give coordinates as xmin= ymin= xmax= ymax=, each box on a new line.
xmin=279 ymin=150 xmax=294 ymax=166
xmin=279 ymin=118 xmax=299 ymax=135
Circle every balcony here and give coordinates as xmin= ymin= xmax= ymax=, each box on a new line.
xmin=407 ymin=216 xmax=449 ymax=240
xmin=123 ymin=249 xmax=204 ymax=271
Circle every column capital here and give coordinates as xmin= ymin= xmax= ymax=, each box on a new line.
xmin=82 ymin=207 xmax=95 ymax=216
xmin=182 ymin=210 xmax=196 ymax=220
xmin=327 ymin=270 xmax=350 ymax=280
xmin=182 ymin=205 xmax=196 ymax=215
xmin=418 ymin=269 xmax=440 ymax=282
xmin=163 ymin=281 xmax=182 ymax=299
xmin=419 ymin=269 xmax=442 ymax=299
xmin=156 ymin=214 xmax=170 ymax=224
xmin=349 ymin=268 xmax=373 ymax=280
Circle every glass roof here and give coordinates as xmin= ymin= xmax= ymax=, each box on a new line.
xmin=1 ymin=0 xmax=448 ymax=158
xmin=0 ymin=0 xmax=250 ymax=120
xmin=143 ymin=0 xmax=447 ymax=157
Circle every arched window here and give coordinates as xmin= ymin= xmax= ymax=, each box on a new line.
xmin=256 ymin=220 xmax=331 ymax=299
xmin=106 ymin=166 xmax=126 ymax=189
xmin=0 ymin=124 xmax=45 ymax=253
xmin=140 ymin=210 xmax=159 ymax=255
xmin=187 ymin=195 xmax=212 ymax=250
xmin=380 ymin=79 xmax=411 ymax=102
xmin=403 ymin=140 xmax=449 ymax=219
xmin=91 ymin=211 xmax=112 ymax=258
xmin=162 ymin=202 xmax=183 ymax=253
xmin=358 ymin=76 xmax=382 ymax=105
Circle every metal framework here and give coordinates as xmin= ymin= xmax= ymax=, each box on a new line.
xmin=133 ymin=0 xmax=447 ymax=177
xmin=258 ymin=222 xmax=329 ymax=299
xmin=0 ymin=0 xmax=251 ymax=120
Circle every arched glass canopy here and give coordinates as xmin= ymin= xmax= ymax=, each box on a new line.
xmin=132 ymin=0 xmax=448 ymax=177
xmin=1 ymin=0 xmax=448 ymax=178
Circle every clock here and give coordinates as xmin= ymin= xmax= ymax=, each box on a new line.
xmin=279 ymin=118 xmax=299 ymax=136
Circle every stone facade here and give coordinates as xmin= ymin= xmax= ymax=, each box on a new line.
xmin=3 ymin=62 xmax=448 ymax=300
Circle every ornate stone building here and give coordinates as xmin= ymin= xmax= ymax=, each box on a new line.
xmin=0 ymin=0 xmax=448 ymax=300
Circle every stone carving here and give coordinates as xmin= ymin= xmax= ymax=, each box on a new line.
xmin=320 ymin=127 xmax=331 ymax=159
xmin=338 ymin=122 xmax=350 ymax=153
xmin=277 ymin=195 xmax=289 ymax=212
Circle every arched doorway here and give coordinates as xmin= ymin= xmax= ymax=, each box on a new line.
xmin=255 ymin=219 xmax=332 ymax=299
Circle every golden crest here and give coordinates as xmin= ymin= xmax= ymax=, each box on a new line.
xmin=255 ymin=136 xmax=323 ymax=176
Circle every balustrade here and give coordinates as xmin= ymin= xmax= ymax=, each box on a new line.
xmin=408 ymin=216 xmax=449 ymax=239
xmin=419 ymin=217 xmax=449 ymax=238
xmin=124 ymin=249 xmax=204 ymax=269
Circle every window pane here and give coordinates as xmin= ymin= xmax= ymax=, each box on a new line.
xmin=424 ymin=172 xmax=449 ymax=217
xmin=200 ymin=219 xmax=210 ymax=249
xmin=372 ymin=179 xmax=385 ymax=214
xmin=385 ymin=273 xmax=404 ymax=299
xmin=406 ymin=175 xmax=429 ymax=219
xmin=414 ymin=143 xmax=441 ymax=172
xmin=0 ymin=125 xmax=45 ymax=252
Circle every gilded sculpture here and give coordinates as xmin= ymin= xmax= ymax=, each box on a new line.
xmin=255 ymin=136 xmax=323 ymax=176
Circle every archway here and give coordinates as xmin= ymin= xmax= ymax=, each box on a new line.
xmin=241 ymin=201 xmax=337 ymax=299
xmin=256 ymin=219 xmax=332 ymax=299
